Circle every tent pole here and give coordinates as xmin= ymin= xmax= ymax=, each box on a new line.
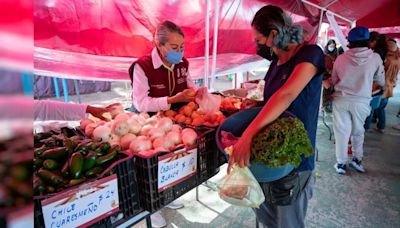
xmin=317 ymin=9 xmax=325 ymax=44
xmin=210 ymin=0 xmax=220 ymax=92
xmin=204 ymin=0 xmax=210 ymax=89
xmin=301 ymin=0 xmax=353 ymax=24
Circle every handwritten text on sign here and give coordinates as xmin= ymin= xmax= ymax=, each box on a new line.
xmin=158 ymin=148 xmax=197 ymax=192
xmin=41 ymin=174 xmax=119 ymax=228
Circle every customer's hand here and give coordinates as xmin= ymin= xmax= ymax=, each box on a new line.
xmin=227 ymin=133 xmax=252 ymax=173
xmin=322 ymin=80 xmax=331 ymax=89
xmin=86 ymin=105 xmax=113 ymax=120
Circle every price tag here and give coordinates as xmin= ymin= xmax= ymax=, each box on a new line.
xmin=157 ymin=148 xmax=197 ymax=192
xmin=41 ymin=174 xmax=119 ymax=228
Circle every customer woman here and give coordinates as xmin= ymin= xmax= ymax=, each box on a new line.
xmin=229 ymin=5 xmax=325 ymax=228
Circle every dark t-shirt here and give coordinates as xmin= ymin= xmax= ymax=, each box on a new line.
xmin=263 ymin=44 xmax=325 ymax=172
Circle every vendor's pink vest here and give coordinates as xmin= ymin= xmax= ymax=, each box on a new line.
xmin=129 ymin=56 xmax=189 ymax=97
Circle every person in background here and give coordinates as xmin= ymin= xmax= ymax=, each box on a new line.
xmin=324 ymin=39 xmax=344 ymax=60
xmin=231 ymin=5 xmax=325 ymax=227
xmin=323 ymin=39 xmax=344 ymax=112
xmin=373 ymin=39 xmax=400 ymax=132
xmin=129 ymin=20 xmax=196 ymax=114
xmin=324 ymin=26 xmax=385 ymax=175
xmin=369 ymin=31 xmax=388 ymax=62
xmin=128 ymin=20 xmax=194 ymax=228
xmin=364 ymin=33 xmax=389 ymax=130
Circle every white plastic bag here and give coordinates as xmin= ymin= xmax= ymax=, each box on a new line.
xmin=217 ymin=166 xmax=265 ymax=208
xmin=195 ymin=87 xmax=221 ymax=114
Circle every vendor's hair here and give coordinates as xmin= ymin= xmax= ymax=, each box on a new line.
xmin=251 ymin=5 xmax=303 ymax=50
xmin=154 ymin=20 xmax=184 ymax=45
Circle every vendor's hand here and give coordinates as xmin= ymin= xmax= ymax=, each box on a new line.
xmin=322 ymin=80 xmax=330 ymax=89
xmin=170 ymin=89 xmax=196 ymax=103
xmin=227 ymin=134 xmax=252 ymax=173
xmin=86 ymin=105 xmax=113 ymax=120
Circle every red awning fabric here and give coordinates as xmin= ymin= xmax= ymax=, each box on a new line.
xmin=33 ymin=0 xmax=400 ymax=81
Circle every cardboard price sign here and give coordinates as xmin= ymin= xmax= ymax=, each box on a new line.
xmin=41 ymin=174 xmax=119 ymax=228
xmin=157 ymin=148 xmax=197 ymax=192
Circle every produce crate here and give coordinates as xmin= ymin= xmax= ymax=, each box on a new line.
xmin=134 ymin=149 xmax=198 ymax=213
xmin=196 ymin=127 xmax=220 ymax=183
xmin=34 ymin=152 xmax=142 ymax=228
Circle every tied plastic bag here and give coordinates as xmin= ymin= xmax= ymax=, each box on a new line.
xmin=217 ymin=166 xmax=265 ymax=208
xmin=195 ymin=87 xmax=221 ymax=114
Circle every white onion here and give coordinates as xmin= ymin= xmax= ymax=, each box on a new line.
xmin=166 ymin=131 xmax=182 ymax=145
xmin=139 ymin=125 xmax=154 ymax=136
xmin=182 ymin=131 xmax=198 ymax=146
xmin=148 ymin=128 xmax=165 ymax=140
xmin=127 ymin=118 xmax=142 ymax=135
xmin=156 ymin=117 xmax=173 ymax=133
xmin=109 ymin=134 xmax=121 ymax=146
xmin=139 ymin=112 xmax=150 ymax=119
xmin=85 ymin=122 xmax=99 ymax=137
xmin=110 ymin=104 xmax=125 ymax=118
xmin=120 ymin=133 xmax=137 ymax=150
xmin=171 ymin=124 xmax=182 ymax=133
xmin=93 ymin=126 xmax=112 ymax=142
xmin=80 ymin=119 xmax=93 ymax=130
xmin=114 ymin=113 xmax=130 ymax=122
xmin=113 ymin=120 xmax=130 ymax=136
xmin=145 ymin=116 xmax=159 ymax=126
xmin=129 ymin=138 xmax=152 ymax=152
xmin=153 ymin=137 xmax=175 ymax=150
xmin=182 ymin=128 xmax=196 ymax=136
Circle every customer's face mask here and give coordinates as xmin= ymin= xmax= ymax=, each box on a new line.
xmin=256 ymin=43 xmax=274 ymax=61
xmin=327 ymin=46 xmax=335 ymax=52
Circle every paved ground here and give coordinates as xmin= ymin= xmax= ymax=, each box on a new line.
xmin=36 ymin=73 xmax=400 ymax=228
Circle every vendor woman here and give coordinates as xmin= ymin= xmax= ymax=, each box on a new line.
xmin=128 ymin=20 xmax=194 ymax=228
xmin=129 ymin=20 xmax=196 ymax=113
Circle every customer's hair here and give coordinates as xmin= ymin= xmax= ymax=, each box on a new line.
xmin=369 ymin=31 xmax=380 ymax=43
xmin=154 ymin=20 xmax=184 ymax=45
xmin=325 ymin=39 xmax=337 ymax=53
xmin=251 ymin=5 xmax=303 ymax=50
xmin=348 ymin=40 xmax=370 ymax=48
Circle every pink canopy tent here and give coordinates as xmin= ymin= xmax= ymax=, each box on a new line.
xmin=32 ymin=0 xmax=400 ymax=82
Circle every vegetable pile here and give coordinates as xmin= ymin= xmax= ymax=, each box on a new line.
xmin=250 ymin=117 xmax=313 ymax=168
xmin=163 ymin=102 xmax=226 ymax=127
xmin=81 ymin=111 xmax=198 ymax=155
xmin=0 ymin=131 xmax=32 ymax=208
xmin=34 ymin=129 xmax=120 ymax=195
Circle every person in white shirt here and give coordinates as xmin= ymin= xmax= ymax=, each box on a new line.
xmin=324 ymin=26 xmax=385 ymax=175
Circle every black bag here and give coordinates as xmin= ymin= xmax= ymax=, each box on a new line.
xmin=261 ymin=171 xmax=311 ymax=206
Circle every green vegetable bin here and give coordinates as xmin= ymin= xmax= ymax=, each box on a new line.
xmin=216 ymin=107 xmax=294 ymax=182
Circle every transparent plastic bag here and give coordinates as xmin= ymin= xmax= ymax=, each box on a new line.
xmin=195 ymin=87 xmax=221 ymax=114
xmin=217 ymin=166 xmax=265 ymax=208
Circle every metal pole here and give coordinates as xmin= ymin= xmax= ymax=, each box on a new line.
xmin=210 ymin=0 xmax=220 ymax=92
xmin=53 ymin=77 xmax=60 ymax=100
xmin=204 ymin=0 xmax=210 ymax=89
xmin=301 ymin=0 xmax=353 ymax=24
xmin=317 ymin=9 xmax=325 ymax=44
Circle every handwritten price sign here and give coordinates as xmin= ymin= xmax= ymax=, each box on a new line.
xmin=41 ymin=174 xmax=119 ymax=228
xmin=157 ymin=148 xmax=197 ymax=192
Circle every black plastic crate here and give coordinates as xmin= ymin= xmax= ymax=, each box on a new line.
xmin=34 ymin=154 xmax=142 ymax=227
xmin=196 ymin=127 xmax=220 ymax=183
xmin=134 ymin=151 xmax=198 ymax=213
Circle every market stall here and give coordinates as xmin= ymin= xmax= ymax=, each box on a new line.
xmin=0 ymin=0 xmax=394 ymax=227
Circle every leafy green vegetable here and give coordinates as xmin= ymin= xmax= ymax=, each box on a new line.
xmin=250 ymin=117 xmax=313 ymax=168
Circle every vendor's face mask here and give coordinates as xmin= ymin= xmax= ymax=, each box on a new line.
xmin=164 ymin=49 xmax=184 ymax=64
xmin=327 ymin=46 xmax=335 ymax=52
xmin=256 ymin=44 xmax=274 ymax=60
